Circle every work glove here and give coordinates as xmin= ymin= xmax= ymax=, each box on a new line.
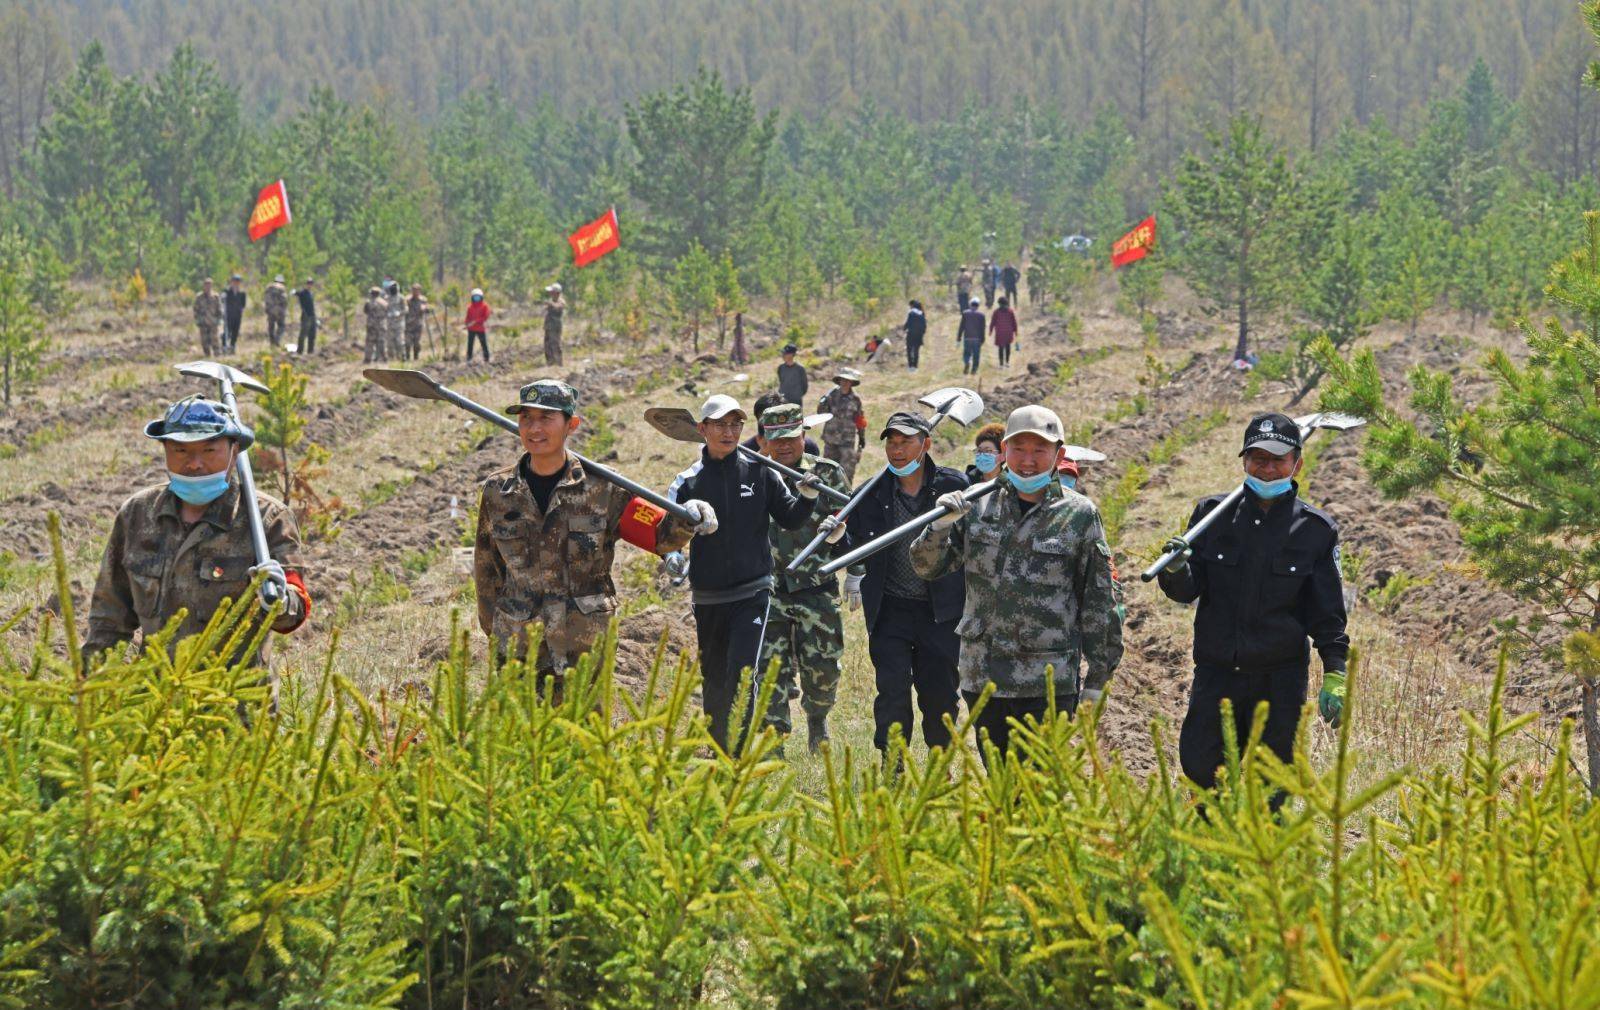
xmin=844 ymin=573 xmax=863 ymax=611
xmin=795 ymin=474 xmax=823 ymax=500
xmin=663 ymin=551 xmax=690 ymax=586
xmin=856 ymin=430 xmax=866 ymax=450
xmin=818 ymin=514 xmax=847 ymax=544
xmin=684 ymin=499 xmax=719 ymax=536
xmin=930 ymin=490 xmax=971 ymax=530
xmin=249 ymin=560 xmax=289 ymax=609
xmin=1161 ymin=537 xmax=1193 ymax=574
xmin=1318 ymin=670 xmax=1347 ymax=727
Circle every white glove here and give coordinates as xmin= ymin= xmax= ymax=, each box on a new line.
xmin=1080 ymin=687 xmax=1104 ymax=707
xmin=930 ymin=490 xmax=971 ymax=530
xmin=819 ymin=514 xmax=847 ymax=544
xmin=844 ymin=573 xmax=863 ymax=611
xmin=249 ymin=559 xmax=288 ymax=608
xmin=663 ymin=551 xmax=690 ymax=585
xmin=795 ymin=474 xmax=823 ymax=499
xmin=685 ymin=499 xmax=719 ymax=536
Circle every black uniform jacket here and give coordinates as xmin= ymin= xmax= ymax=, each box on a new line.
xmin=1158 ymin=484 xmax=1349 ymax=672
xmin=845 ymin=455 xmax=968 ymax=632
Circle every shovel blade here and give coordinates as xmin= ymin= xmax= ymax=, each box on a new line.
xmin=644 ymin=406 xmax=706 ymax=443
xmin=804 ymin=412 xmax=833 ymax=429
xmin=176 ymin=360 xmax=270 ymax=395
xmin=1064 ymin=444 xmax=1107 ymax=463
xmin=364 ymin=368 xmax=449 ymax=401
xmin=917 ymin=386 xmax=984 ymax=426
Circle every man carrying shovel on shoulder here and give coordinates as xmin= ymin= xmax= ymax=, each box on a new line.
xmin=754 ymin=402 xmax=852 ymax=753
xmin=668 ymin=394 xmax=824 ymax=753
xmin=86 ymin=396 xmax=311 ymax=672
xmin=474 ymin=379 xmax=716 ymax=697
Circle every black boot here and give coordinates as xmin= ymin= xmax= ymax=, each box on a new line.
xmin=807 ymin=713 xmax=829 ymax=753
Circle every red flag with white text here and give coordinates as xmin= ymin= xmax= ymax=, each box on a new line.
xmin=1111 ymin=214 xmax=1156 ymax=268
xmin=569 ymin=207 xmax=621 ymax=267
xmin=248 ymin=180 xmax=291 ymax=242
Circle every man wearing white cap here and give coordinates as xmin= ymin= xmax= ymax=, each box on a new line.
xmin=668 ymin=393 xmax=825 ymax=752
xmin=911 ymin=404 xmax=1123 ymax=763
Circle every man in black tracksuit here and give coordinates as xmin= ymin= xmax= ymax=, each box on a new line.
xmin=222 ymin=274 xmax=248 ymax=352
xmin=1158 ymin=413 xmax=1349 ymax=804
xmin=845 ymin=411 xmax=968 ymax=754
xmin=669 ymin=393 xmax=819 ymax=752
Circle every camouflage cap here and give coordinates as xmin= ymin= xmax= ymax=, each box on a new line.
xmin=145 ymin=397 xmax=254 ymax=449
xmin=507 ymin=379 xmax=579 ymax=417
xmin=759 ymin=403 xmax=807 ymax=439
xmin=834 ymin=366 xmax=863 ymax=384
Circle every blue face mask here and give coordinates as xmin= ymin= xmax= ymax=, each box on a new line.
xmin=168 ymin=468 xmax=232 ymax=505
xmin=1059 ymin=474 xmax=1077 ymax=490
xmin=1244 ymin=474 xmax=1293 ymax=499
xmin=1006 ymin=469 xmax=1054 ymax=494
xmin=471 ymin=294 xmax=483 ymax=303
xmin=887 ymin=458 xmax=922 ymax=477
xmin=973 ymin=450 xmax=997 ymax=473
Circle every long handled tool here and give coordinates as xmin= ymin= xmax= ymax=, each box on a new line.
xmin=364 ymin=367 xmax=697 ymax=523
xmin=817 ymin=479 xmax=1002 ymax=577
xmin=643 ymin=406 xmax=852 ymax=506
xmin=174 ymin=360 xmax=280 ymax=603
xmin=787 ymin=386 xmax=984 ymax=572
xmin=1138 ymin=411 xmax=1366 ymax=582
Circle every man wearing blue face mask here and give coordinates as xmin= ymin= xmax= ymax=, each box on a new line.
xmin=845 ymin=410 xmax=969 ymax=756
xmin=86 ymin=398 xmax=310 ymax=669
xmin=1157 ymin=412 xmax=1349 ymax=804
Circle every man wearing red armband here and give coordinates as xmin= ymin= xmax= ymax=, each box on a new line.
xmin=818 ymin=367 xmax=867 ymax=482
xmin=87 ymin=397 xmax=311 ymax=674
xmin=473 ymin=379 xmax=708 ymax=694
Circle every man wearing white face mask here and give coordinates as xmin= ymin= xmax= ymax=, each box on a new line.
xmin=1157 ymin=412 xmax=1349 ymax=806
xmin=86 ymin=398 xmax=309 ymax=667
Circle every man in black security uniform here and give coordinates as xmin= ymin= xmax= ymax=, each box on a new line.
xmin=669 ymin=393 xmax=821 ymax=753
xmin=843 ymin=410 xmax=968 ymax=756
xmin=1158 ymin=413 xmax=1349 ymax=802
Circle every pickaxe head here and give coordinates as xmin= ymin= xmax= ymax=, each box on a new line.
xmin=175 ymin=360 xmax=269 ymax=395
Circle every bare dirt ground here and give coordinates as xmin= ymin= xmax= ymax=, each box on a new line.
xmin=0 ymin=276 xmax=1571 ymax=787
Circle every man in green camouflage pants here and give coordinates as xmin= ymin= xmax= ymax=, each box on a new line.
xmin=755 ymin=403 xmax=852 ymax=751
xmin=911 ymin=404 xmax=1124 ymax=763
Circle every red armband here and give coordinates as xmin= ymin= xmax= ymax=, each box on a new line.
xmin=278 ymin=570 xmax=311 ymax=632
xmin=618 ymin=496 xmax=668 ymax=551
xmin=854 ymin=413 xmax=868 ymax=430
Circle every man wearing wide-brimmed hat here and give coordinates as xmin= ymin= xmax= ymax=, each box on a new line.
xmin=817 ymin=366 xmax=867 ymax=482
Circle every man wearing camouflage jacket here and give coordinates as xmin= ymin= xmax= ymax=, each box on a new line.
xmin=87 ymin=397 xmax=310 ymax=671
xmin=474 ymin=379 xmax=711 ymax=691
xmin=193 ymin=278 xmax=222 ymax=355
xmin=755 ymin=403 xmax=852 ymax=750
xmin=264 ymin=275 xmax=289 ymax=347
xmin=911 ymin=404 xmax=1123 ymax=762
xmin=817 ymin=367 xmax=867 ymax=482
xmin=363 ymin=287 xmax=388 ymax=363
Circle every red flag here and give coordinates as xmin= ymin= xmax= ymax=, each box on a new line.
xmin=248 ymin=180 xmax=291 ymax=242
xmin=568 ymin=207 xmax=621 ymax=267
xmin=1111 ymin=214 xmax=1156 ymax=268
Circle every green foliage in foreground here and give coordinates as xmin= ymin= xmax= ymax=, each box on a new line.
xmin=1 ymin=517 xmax=1597 ymax=1007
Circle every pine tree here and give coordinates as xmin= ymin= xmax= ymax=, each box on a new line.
xmin=1170 ymin=115 xmax=1301 ymax=361
xmin=0 ymin=229 xmax=49 ymax=409
xmin=1316 ymin=211 xmax=1600 ymax=793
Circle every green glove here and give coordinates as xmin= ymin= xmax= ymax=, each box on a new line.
xmin=1318 ymin=670 xmax=1347 ymax=727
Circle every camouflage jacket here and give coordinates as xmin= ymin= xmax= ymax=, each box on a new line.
xmin=363 ymin=297 xmax=388 ymax=333
xmin=405 ymin=294 xmax=427 ymax=329
xmin=769 ymin=452 xmax=852 ymax=595
xmin=910 ymin=480 xmax=1123 ymax=698
xmin=193 ymin=291 xmax=222 ymax=329
xmin=263 ymin=283 xmax=288 ymax=319
xmin=474 ymin=452 xmax=693 ymax=662
xmin=817 ymin=388 xmax=863 ymax=446
xmin=86 ymin=482 xmax=306 ymax=664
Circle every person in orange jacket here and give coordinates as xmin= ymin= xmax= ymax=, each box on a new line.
xmin=464 ymin=287 xmax=492 ymax=362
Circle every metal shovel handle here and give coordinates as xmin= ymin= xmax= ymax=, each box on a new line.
xmin=786 ymin=390 xmax=973 ymax=572
xmin=1139 ymin=484 xmax=1244 ymax=582
xmin=817 ymin=479 xmax=1001 ymax=577
xmin=364 ymin=368 xmax=696 ymax=523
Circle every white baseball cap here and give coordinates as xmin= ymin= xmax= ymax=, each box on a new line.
xmin=697 ymin=394 xmax=745 ymax=422
xmin=1003 ymin=404 xmax=1065 ymax=444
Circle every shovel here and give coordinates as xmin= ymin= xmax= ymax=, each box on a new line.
xmin=816 ymin=478 xmax=1002 ymax=577
xmin=787 ymin=385 xmax=985 ymax=572
xmin=174 ymin=360 xmax=280 ymax=603
xmin=363 ymin=367 xmax=698 ymax=523
xmin=643 ymin=406 xmax=852 ymax=506
xmin=1064 ymin=445 xmax=1107 ymax=463
xmin=1139 ymin=411 xmax=1367 ymax=582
